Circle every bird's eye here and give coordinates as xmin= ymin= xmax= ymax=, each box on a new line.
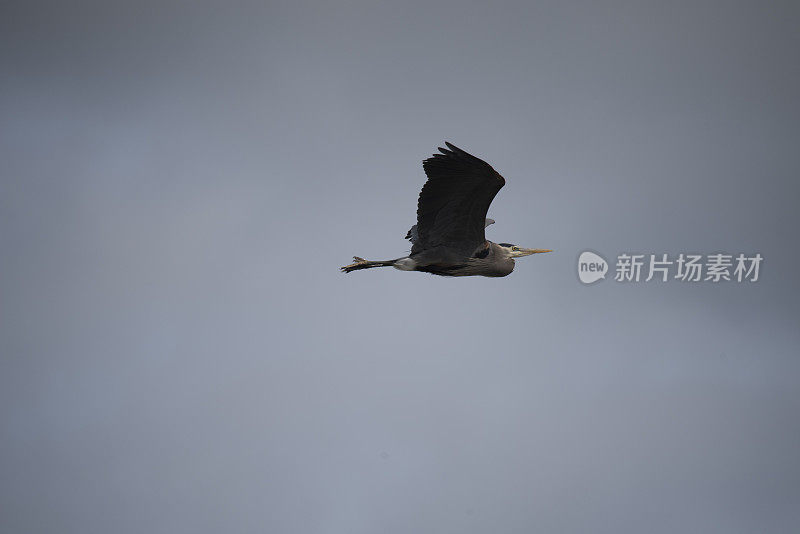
xmin=512 ymin=247 xmax=519 ymax=251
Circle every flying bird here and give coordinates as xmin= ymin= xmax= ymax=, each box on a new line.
xmin=341 ymin=142 xmax=551 ymax=277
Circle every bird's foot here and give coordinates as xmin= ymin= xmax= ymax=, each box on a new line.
xmin=340 ymin=256 xmax=369 ymax=273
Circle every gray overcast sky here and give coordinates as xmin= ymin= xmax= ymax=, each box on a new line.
xmin=2 ymin=1 xmax=799 ymax=533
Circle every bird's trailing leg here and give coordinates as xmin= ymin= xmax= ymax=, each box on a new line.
xmin=341 ymin=256 xmax=398 ymax=273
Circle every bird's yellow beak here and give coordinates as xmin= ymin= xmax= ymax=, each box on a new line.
xmin=516 ymin=248 xmax=553 ymax=257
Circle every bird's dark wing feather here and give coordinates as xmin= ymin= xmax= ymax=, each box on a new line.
xmin=411 ymin=142 xmax=505 ymax=255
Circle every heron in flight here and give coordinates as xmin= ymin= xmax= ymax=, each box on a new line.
xmin=341 ymin=142 xmax=551 ymax=277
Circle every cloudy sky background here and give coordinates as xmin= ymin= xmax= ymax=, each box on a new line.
xmin=2 ymin=1 xmax=799 ymax=532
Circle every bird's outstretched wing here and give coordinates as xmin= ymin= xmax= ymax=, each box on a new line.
xmin=411 ymin=142 xmax=505 ymax=255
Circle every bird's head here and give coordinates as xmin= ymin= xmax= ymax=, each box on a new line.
xmin=497 ymin=243 xmax=552 ymax=258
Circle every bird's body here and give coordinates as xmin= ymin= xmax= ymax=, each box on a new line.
xmin=341 ymin=142 xmax=551 ymax=277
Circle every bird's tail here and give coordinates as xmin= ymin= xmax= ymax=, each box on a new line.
xmin=340 ymin=256 xmax=397 ymax=273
